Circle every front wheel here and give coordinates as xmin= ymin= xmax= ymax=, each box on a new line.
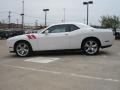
xmin=15 ymin=42 xmax=31 ymax=57
xmin=82 ymin=39 xmax=100 ymax=55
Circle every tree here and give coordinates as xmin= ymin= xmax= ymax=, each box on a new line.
xmin=100 ymin=15 xmax=120 ymax=35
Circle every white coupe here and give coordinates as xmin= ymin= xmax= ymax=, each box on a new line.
xmin=7 ymin=23 xmax=114 ymax=57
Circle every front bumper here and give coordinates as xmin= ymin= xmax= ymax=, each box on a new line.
xmin=8 ymin=47 xmax=14 ymax=52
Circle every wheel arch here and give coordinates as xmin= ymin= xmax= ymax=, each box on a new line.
xmin=81 ymin=37 xmax=101 ymax=48
xmin=14 ymin=40 xmax=33 ymax=52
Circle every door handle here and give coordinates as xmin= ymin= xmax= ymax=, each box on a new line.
xmin=64 ymin=33 xmax=68 ymax=35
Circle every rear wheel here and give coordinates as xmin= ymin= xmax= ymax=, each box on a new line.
xmin=15 ymin=42 xmax=31 ymax=57
xmin=82 ymin=39 xmax=100 ymax=55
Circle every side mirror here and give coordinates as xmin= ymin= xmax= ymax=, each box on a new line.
xmin=45 ymin=30 xmax=49 ymax=35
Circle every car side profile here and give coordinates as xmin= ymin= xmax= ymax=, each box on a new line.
xmin=7 ymin=23 xmax=114 ymax=57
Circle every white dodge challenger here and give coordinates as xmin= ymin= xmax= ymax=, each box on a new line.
xmin=7 ymin=23 xmax=114 ymax=57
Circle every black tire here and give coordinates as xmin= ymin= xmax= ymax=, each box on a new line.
xmin=15 ymin=41 xmax=32 ymax=57
xmin=82 ymin=39 xmax=100 ymax=55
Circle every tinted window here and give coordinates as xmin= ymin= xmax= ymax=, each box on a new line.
xmin=48 ymin=25 xmax=68 ymax=33
xmin=42 ymin=24 xmax=79 ymax=34
xmin=69 ymin=24 xmax=79 ymax=32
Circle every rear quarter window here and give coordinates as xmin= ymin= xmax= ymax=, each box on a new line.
xmin=68 ymin=24 xmax=80 ymax=32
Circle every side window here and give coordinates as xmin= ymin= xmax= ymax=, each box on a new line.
xmin=48 ymin=25 xmax=68 ymax=33
xmin=42 ymin=26 xmax=56 ymax=34
xmin=47 ymin=26 xmax=56 ymax=31
xmin=42 ymin=24 xmax=79 ymax=34
xmin=69 ymin=24 xmax=80 ymax=32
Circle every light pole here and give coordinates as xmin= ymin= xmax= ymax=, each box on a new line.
xmin=83 ymin=1 xmax=93 ymax=25
xmin=8 ymin=11 xmax=11 ymax=29
xmin=16 ymin=19 xmax=19 ymax=28
xmin=63 ymin=8 xmax=66 ymax=22
xmin=35 ymin=20 xmax=38 ymax=29
xmin=43 ymin=9 xmax=49 ymax=27
xmin=20 ymin=0 xmax=24 ymax=29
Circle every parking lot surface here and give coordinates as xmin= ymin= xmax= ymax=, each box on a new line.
xmin=0 ymin=40 xmax=120 ymax=90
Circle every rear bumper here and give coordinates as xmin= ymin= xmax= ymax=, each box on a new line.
xmin=101 ymin=45 xmax=112 ymax=48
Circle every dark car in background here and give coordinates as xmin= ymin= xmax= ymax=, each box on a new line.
xmin=0 ymin=30 xmax=25 ymax=39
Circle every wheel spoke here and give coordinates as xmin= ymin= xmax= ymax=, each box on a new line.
xmin=89 ymin=41 xmax=93 ymax=46
xmin=23 ymin=44 xmax=27 ymax=48
xmin=24 ymin=49 xmax=29 ymax=52
xmin=85 ymin=43 xmax=90 ymax=47
xmin=85 ymin=48 xmax=91 ymax=52
xmin=92 ymin=44 xmax=97 ymax=48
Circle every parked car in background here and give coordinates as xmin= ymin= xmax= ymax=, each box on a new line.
xmin=0 ymin=30 xmax=25 ymax=39
xmin=115 ymin=29 xmax=120 ymax=39
xmin=7 ymin=23 xmax=114 ymax=57
xmin=0 ymin=30 xmax=11 ymax=39
xmin=24 ymin=29 xmax=43 ymax=34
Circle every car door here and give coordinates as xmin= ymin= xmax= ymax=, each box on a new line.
xmin=38 ymin=24 xmax=70 ymax=50
xmin=68 ymin=24 xmax=82 ymax=49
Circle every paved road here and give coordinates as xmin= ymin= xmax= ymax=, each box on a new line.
xmin=0 ymin=40 xmax=120 ymax=90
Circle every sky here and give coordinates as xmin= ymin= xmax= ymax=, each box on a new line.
xmin=0 ymin=0 xmax=120 ymax=26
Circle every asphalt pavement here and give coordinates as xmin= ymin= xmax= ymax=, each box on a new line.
xmin=0 ymin=40 xmax=120 ymax=90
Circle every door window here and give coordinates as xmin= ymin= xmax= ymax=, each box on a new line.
xmin=47 ymin=25 xmax=68 ymax=33
xmin=42 ymin=24 xmax=79 ymax=34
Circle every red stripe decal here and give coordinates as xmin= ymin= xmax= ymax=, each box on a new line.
xmin=27 ymin=35 xmax=32 ymax=39
xmin=31 ymin=34 xmax=36 ymax=39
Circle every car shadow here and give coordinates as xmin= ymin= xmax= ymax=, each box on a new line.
xmin=32 ymin=50 xmax=84 ymax=57
xmin=3 ymin=50 xmax=112 ymax=59
xmin=25 ymin=50 xmax=112 ymax=57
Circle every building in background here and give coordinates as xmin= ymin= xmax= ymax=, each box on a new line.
xmin=0 ymin=23 xmax=22 ymax=29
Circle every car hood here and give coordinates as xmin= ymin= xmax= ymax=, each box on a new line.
xmin=7 ymin=33 xmax=38 ymax=41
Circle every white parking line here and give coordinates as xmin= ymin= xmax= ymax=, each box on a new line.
xmin=24 ymin=57 xmax=60 ymax=63
xmin=2 ymin=64 xmax=120 ymax=83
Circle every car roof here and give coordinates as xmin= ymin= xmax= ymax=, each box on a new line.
xmin=48 ymin=22 xmax=93 ymax=29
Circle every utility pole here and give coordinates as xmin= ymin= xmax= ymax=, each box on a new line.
xmin=16 ymin=19 xmax=19 ymax=28
xmin=43 ymin=9 xmax=49 ymax=27
xmin=8 ymin=11 xmax=11 ymax=28
xmin=63 ymin=8 xmax=66 ymax=22
xmin=83 ymin=1 xmax=93 ymax=25
xmin=35 ymin=20 xmax=38 ymax=29
xmin=87 ymin=3 xmax=89 ymax=25
xmin=20 ymin=0 xmax=24 ymax=29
